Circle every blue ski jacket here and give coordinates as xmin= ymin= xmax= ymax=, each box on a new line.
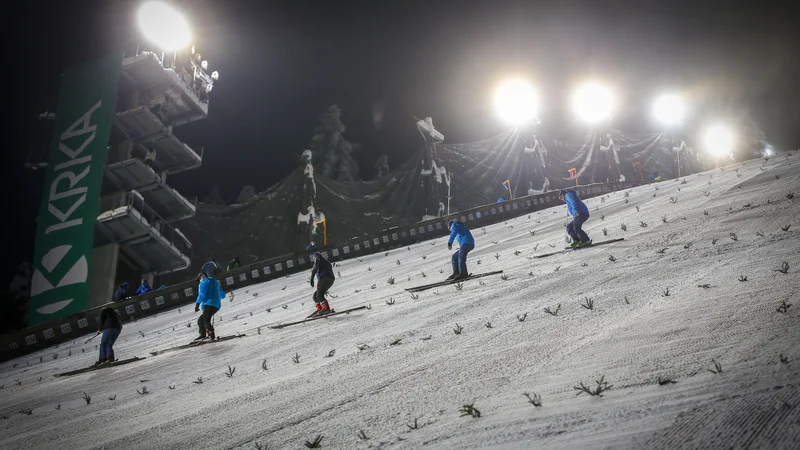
xmin=135 ymin=282 xmax=152 ymax=295
xmin=564 ymin=191 xmax=589 ymax=216
xmin=196 ymin=277 xmax=225 ymax=310
xmin=448 ymin=222 xmax=475 ymax=247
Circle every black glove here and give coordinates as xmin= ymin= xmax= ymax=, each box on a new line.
xmin=447 ymin=244 xmax=453 ymax=250
xmin=310 ymin=279 xmax=315 ymax=288
xmin=194 ymin=304 xmax=200 ymax=313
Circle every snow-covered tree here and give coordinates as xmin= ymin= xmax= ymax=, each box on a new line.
xmin=235 ymin=185 xmax=256 ymax=203
xmin=308 ymin=105 xmax=361 ymax=182
xmin=373 ymin=154 xmax=389 ymax=179
xmin=203 ymin=184 xmax=226 ymax=205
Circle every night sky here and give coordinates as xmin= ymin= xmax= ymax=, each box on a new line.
xmin=5 ymin=0 xmax=800 ymax=289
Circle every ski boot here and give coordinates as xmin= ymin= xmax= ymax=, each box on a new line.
xmin=454 ymin=273 xmax=470 ymax=281
xmin=570 ymin=241 xmax=581 ymax=248
xmin=317 ymin=301 xmax=332 ymax=316
xmin=445 ymin=271 xmax=459 ymax=281
xmin=576 ymin=240 xmax=592 ymax=248
xmin=307 ymin=303 xmax=323 ymax=318
xmin=193 ymin=335 xmax=206 ymax=342
xmin=208 ymin=328 xmax=216 ymax=340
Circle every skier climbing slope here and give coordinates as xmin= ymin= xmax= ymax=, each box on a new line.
xmin=447 ymin=219 xmax=475 ymax=280
xmin=559 ymin=189 xmax=591 ymax=247
xmin=309 ymin=252 xmax=335 ymax=317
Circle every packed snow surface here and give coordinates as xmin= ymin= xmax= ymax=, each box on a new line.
xmin=2 ymin=155 xmax=799 ymax=449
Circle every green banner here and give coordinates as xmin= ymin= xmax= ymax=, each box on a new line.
xmin=29 ymin=53 xmax=122 ymax=325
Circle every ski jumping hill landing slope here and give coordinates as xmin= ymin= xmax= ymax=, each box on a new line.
xmin=1 ymin=154 xmax=799 ymax=449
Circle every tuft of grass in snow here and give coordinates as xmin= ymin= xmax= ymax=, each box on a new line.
xmin=657 ymin=377 xmax=677 ymax=386
xmin=459 ymin=403 xmax=481 ymax=418
xmin=500 ymin=274 xmax=510 ymax=281
xmin=669 ymin=196 xmax=678 ymax=204
xmin=780 ymin=354 xmax=789 ymax=364
xmin=574 ymin=376 xmax=612 ymax=397
xmin=109 ymin=395 xmax=117 ymax=400
xmin=225 ymin=366 xmax=236 ymax=378
xmin=18 ymin=409 xmax=33 ymax=415
xmin=386 ymin=298 xmax=395 ymax=306
xmin=357 ymin=343 xmax=370 ymax=351
xmin=776 ymin=262 xmax=790 ymax=274
xmin=781 ymin=224 xmax=791 ymax=232
xmin=639 ymin=221 xmax=648 ymax=228
xmin=708 ymin=359 xmax=723 ymax=374
xmin=608 ymin=255 xmax=617 ymax=262
xmin=662 ymin=287 xmax=671 ymax=297
xmin=407 ymin=418 xmax=420 ymax=430
xmin=581 ymin=297 xmax=594 ymax=311
xmin=454 ymin=283 xmax=464 ymax=291
xmin=304 ymin=435 xmax=324 ymax=448
xmin=729 ymin=232 xmax=738 ymax=241
xmin=193 ymin=378 xmax=203 ymax=385
xmin=661 ymin=215 xmax=668 ymax=223
xmin=453 ymin=323 xmax=463 ymax=335
xmin=787 ymin=192 xmax=795 ymax=200
xmin=776 ymin=300 xmax=792 ymax=314
xmin=357 ymin=430 xmax=369 ymax=441
xmin=387 ymin=276 xmax=395 ymax=285
xmin=698 ymin=284 xmax=711 ymax=289
xmin=544 ymin=304 xmax=561 ymax=316
xmin=517 ymin=313 xmax=528 ymax=322
xmin=684 ymin=242 xmax=693 ymax=249
xmin=291 ymin=353 xmax=301 ymax=364
xmin=656 ymin=248 xmax=668 ymax=254
xmin=523 ymin=392 xmax=542 ymax=407
xmin=494 ymin=252 xmax=501 ymax=260
xmin=620 ymin=223 xmax=627 ymax=231
xmin=137 ymin=386 xmax=150 ymax=395
xmin=409 ymin=292 xmax=419 ymax=299
xmin=738 ymin=275 xmax=748 ymax=282
xmin=636 ymin=206 xmax=640 ymax=212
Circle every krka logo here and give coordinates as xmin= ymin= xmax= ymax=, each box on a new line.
xmin=30 ymin=101 xmax=102 ymax=317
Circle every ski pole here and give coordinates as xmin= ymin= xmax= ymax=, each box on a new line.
xmin=85 ymin=333 xmax=100 ymax=344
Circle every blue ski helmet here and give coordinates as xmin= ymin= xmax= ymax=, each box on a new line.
xmin=447 ymin=219 xmax=455 ymax=230
xmin=312 ymin=252 xmax=322 ymax=260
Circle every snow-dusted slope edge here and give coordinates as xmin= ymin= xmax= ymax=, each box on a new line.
xmin=1 ymin=155 xmax=799 ymax=450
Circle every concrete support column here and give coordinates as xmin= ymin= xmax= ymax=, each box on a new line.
xmin=89 ymin=243 xmax=120 ymax=309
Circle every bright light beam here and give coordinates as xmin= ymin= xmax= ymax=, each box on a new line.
xmin=494 ymin=79 xmax=539 ymax=126
xmin=137 ymin=2 xmax=191 ymax=51
xmin=653 ymin=94 xmax=685 ymax=126
xmin=572 ymin=82 xmax=614 ymax=124
xmin=703 ymin=124 xmax=735 ymax=157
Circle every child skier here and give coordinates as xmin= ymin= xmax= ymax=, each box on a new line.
xmin=309 ymin=252 xmax=335 ymax=317
xmin=447 ymin=219 xmax=475 ymax=280
xmin=558 ymin=189 xmax=591 ymax=247
xmin=194 ymin=271 xmax=225 ymax=340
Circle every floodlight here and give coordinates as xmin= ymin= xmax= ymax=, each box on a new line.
xmin=137 ymin=2 xmax=191 ymax=51
xmin=653 ymin=94 xmax=685 ymax=126
xmin=494 ymin=79 xmax=539 ymax=126
xmin=572 ymin=82 xmax=614 ymax=124
xmin=703 ymin=124 xmax=735 ymax=157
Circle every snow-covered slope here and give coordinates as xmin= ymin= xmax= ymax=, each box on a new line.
xmin=1 ymin=155 xmax=799 ymax=450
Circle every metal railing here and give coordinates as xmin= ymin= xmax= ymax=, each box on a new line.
xmin=99 ymin=190 xmax=193 ymax=258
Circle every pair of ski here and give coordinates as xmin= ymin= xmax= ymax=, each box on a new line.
xmin=149 ymin=334 xmax=246 ymax=356
xmin=405 ymin=270 xmax=504 ymax=293
xmin=532 ymin=238 xmax=625 ymax=259
xmin=269 ymin=305 xmax=369 ymax=329
xmin=53 ymin=356 xmax=145 ymax=378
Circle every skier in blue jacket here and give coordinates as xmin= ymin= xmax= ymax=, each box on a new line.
xmin=194 ymin=271 xmax=226 ymax=340
xmin=559 ymin=189 xmax=591 ymax=247
xmin=447 ymin=219 xmax=475 ymax=280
